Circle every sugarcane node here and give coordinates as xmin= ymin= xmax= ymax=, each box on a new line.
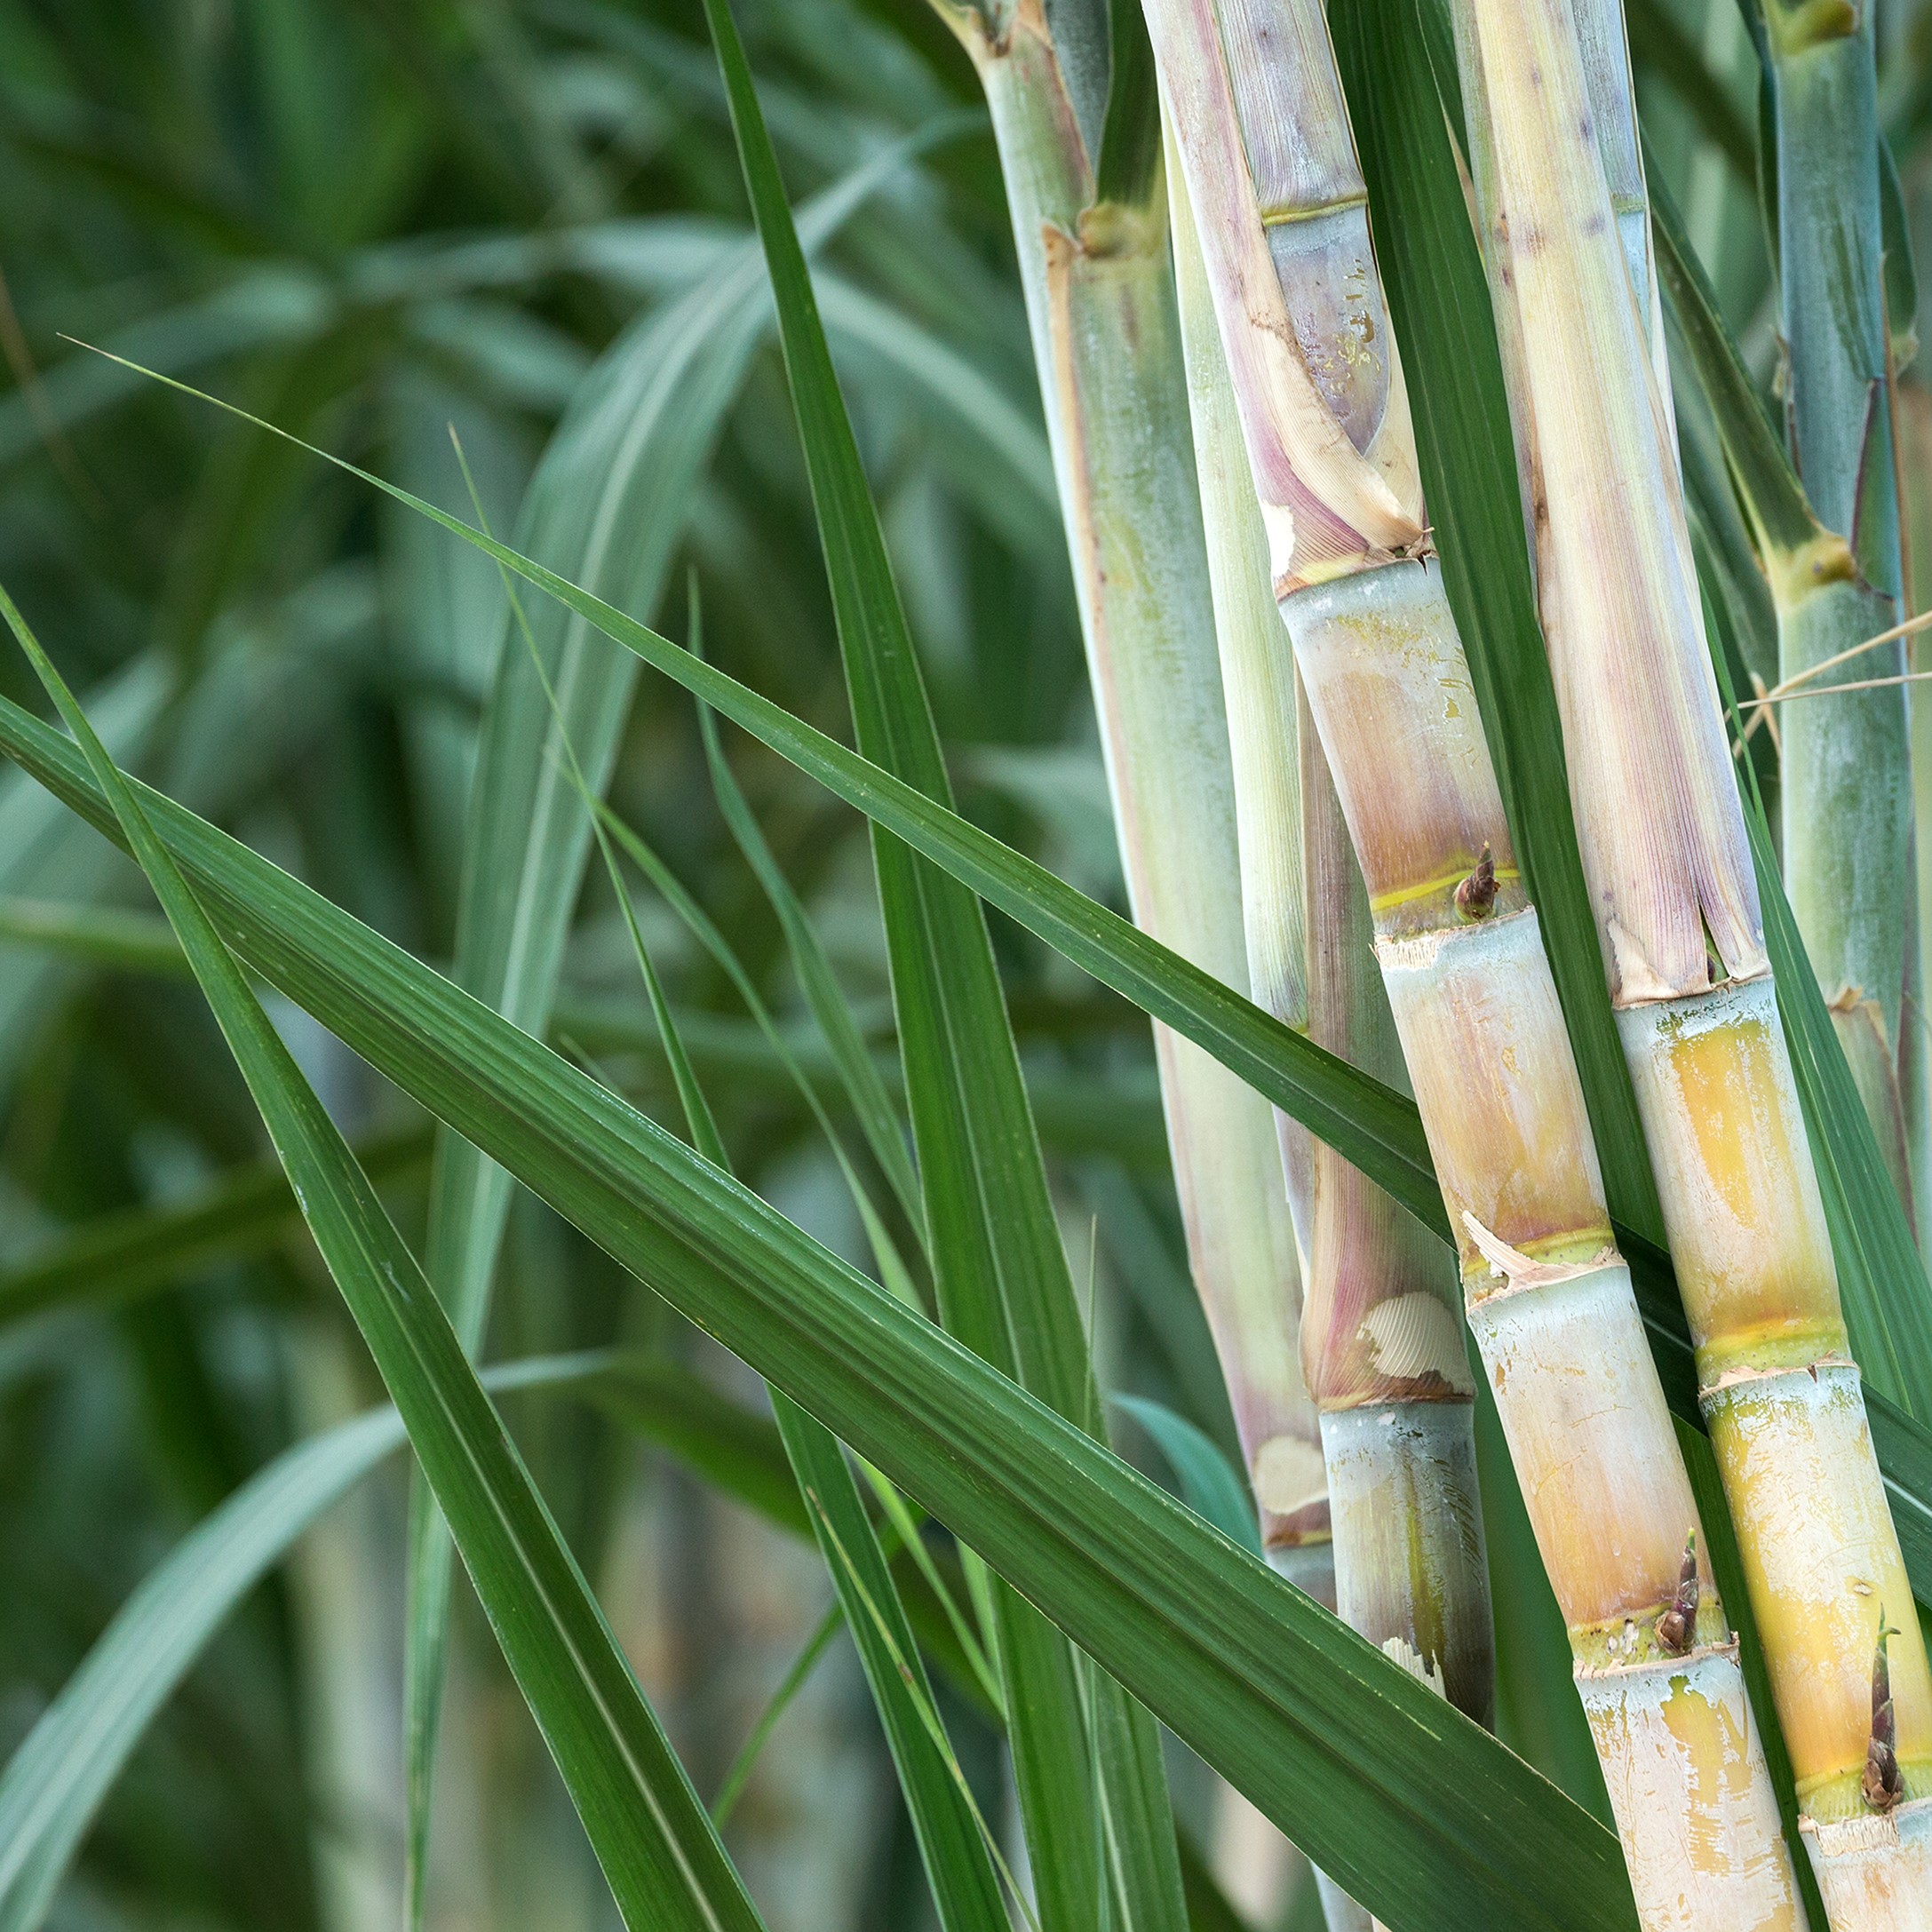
xmin=1863 ymin=1611 xmax=1904 ymax=1812
xmin=1653 ymin=1530 xmax=1699 ymax=1657
xmin=1769 ymin=0 xmax=1858 ymax=53
xmin=1453 ymin=845 xmax=1498 ymax=920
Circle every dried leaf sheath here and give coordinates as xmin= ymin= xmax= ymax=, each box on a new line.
xmin=1451 ymin=0 xmax=1932 ymax=1912
xmin=1457 ymin=0 xmax=1674 ymax=577
xmin=1452 ymin=0 xmax=1763 ymax=1009
xmin=1294 ymin=705 xmax=1474 ymax=1420
xmin=1565 ymin=0 xmax=1663 ymax=359
xmin=1153 ymin=0 xmax=1422 ymax=584
xmin=934 ymin=0 xmax=1328 ymax=1552
xmin=1148 ymin=0 xmax=1806 ymax=1917
xmin=1299 ymin=703 xmax=1494 ymax=1727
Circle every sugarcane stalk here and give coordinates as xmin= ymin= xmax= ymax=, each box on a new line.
xmin=1170 ymin=163 xmax=1494 ymax=1754
xmin=1464 ymin=0 xmax=1677 ymax=572
xmin=934 ymin=12 xmax=1371 ymax=1921
xmin=1653 ymin=163 xmax=1917 ymax=1216
xmin=1451 ymin=0 xmax=1932 ymax=1915
xmin=1148 ymin=0 xmax=1808 ymax=1920
xmin=1159 ymin=257 xmax=1391 ymax=1916
xmin=1298 ymin=698 xmax=1498 ymax=1794
xmin=1749 ymin=0 xmax=1919 ymax=1229
xmin=1172 ymin=150 xmax=1492 ymax=1932
xmin=1299 ymin=714 xmax=1493 ymax=1714
xmin=928 ymin=0 xmax=1329 ymax=1560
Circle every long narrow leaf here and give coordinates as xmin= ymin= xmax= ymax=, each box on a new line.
xmin=699 ymin=12 xmax=1186 ymax=1929
xmin=592 ymin=795 xmax=926 ymax=1306
xmin=0 ymin=696 xmax=1638 ymax=1930
xmin=60 ymin=347 xmax=1451 ymax=1244
xmin=1648 ymin=178 xmax=1825 ymax=564
xmin=576 ymin=791 xmax=994 ymax=1698
xmin=565 ymin=624 xmax=1007 ymax=1932
xmin=0 ymin=592 xmax=767 ymax=1932
xmin=406 ymin=242 xmax=759 ymax=1928
xmin=696 ymin=695 xmax=923 ymax=1235
xmin=583 ymin=1356 xmax=995 ymax=1713
xmin=402 ymin=133 xmax=945 ymax=1911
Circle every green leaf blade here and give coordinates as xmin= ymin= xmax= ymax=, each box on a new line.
xmin=0 ymin=642 xmax=1642 ymax=1932
xmin=402 ymin=130 xmax=966 ymax=1913
xmin=1332 ymin=0 xmax=1666 ymax=1252
xmin=550 ymin=560 xmax=1011 ymax=1932
xmin=1 ymin=592 xmax=766 ymax=1932
xmin=42 ymin=345 xmax=1453 ymax=1244
xmin=696 ymin=697 xmax=924 ymax=1236
xmin=404 ymin=228 xmax=784 ymax=1926
xmin=698 ymin=11 xmax=1188 ymax=1927
xmin=1648 ymin=178 xmax=1825 ymax=568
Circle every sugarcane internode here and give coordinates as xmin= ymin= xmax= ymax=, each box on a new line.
xmin=1453 ymin=845 xmax=1498 ymax=920
xmin=1862 ymin=1615 xmax=1904 ymax=1813
xmin=1653 ymin=1530 xmax=1699 ymax=1658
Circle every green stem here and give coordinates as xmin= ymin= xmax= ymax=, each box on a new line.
xmin=1778 ymin=576 xmax=1918 ymax=1220
xmin=945 ymin=12 xmax=1351 ymax=1922
xmin=943 ymin=0 xmax=1328 ymax=1556
xmin=1757 ymin=0 xmax=1920 ymax=1227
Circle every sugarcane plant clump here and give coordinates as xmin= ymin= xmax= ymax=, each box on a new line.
xmin=936 ymin=8 xmax=1505 ymax=1919
xmin=1451 ymin=0 xmax=1932 ymax=1914
xmin=12 ymin=3 xmax=1932 ymax=1931
xmin=1148 ymin=0 xmax=1811 ymax=1920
